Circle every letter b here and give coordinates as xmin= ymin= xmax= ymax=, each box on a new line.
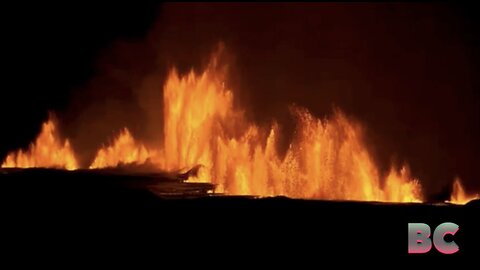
xmin=408 ymin=223 xmax=432 ymax=254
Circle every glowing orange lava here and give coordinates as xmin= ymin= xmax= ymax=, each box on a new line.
xmin=156 ymin=51 xmax=423 ymax=202
xmin=89 ymin=128 xmax=154 ymax=169
xmin=448 ymin=178 xmax=479 ymax=204
xmin=6 ymin=48 xmax=479 ymax=204
xmin=1 ymin=119 xmax=78 ymax=170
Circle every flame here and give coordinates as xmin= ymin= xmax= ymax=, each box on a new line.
xmin=448 ymin=178 xmax=479 ymax=204
xmin=89 ymin=128 xmax=153 ymax=169
xmin=158 ymin=52 xmax=423 ymax=202
xmin=1 ymin=119 xmax=78 ymax=170
xmin=6 ymin=48 xmax=480 ymax=204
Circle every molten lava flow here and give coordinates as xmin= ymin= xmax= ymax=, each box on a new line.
xmin=448 ymin=178 xmax=479 ymax=204
xmin=160 ymin=60 xmax=236 ymax=176
xmin=0 ymin=49 xmax=425 ymax=202
xmin=158 ymin=51 xmax=423 ymax=202
xmin=267 ymin=108 xmax=422 ymax=201
xmin=384 ymin=166 xmax=422 ymax=202
xmin=89 ymin=128 xmax=153 ymax=169
xmin=13 ymin=48 xmax=480 ymax=203
xmin=1 ymin=119 xmax=78 ymax=170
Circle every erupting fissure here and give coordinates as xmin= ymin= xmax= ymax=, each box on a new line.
xmin=89 ymin=128 xmax=155 ymax=169
xmin=1 ymin=49 xmax=475 ymax=204
xmin=1 ymin=119 xmax=78 ymax=170
xmin=448 ymin=178 xmax=479 ymax=204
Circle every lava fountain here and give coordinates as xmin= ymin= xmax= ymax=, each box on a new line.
xmin=448 ymin=178 xmax=479 ymax=204
xmin=152 ymin=50 xmax=423 ymax=202
xmin=14 ymin=48 xmax=480 ymax=203
xmin=89 ymin=128 xmax=155 ymax=169
xmin=1 ymin=119 xmax=78 ymax=170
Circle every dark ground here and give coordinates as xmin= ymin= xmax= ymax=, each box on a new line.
xmin=1 ymin=169 xmax=478 ymax=263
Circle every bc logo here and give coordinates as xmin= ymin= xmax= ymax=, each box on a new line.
xmin=408 ymin=222 xmax=459 ymax=254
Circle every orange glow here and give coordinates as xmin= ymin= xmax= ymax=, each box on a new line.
xmin=448 ymin=178 xmax=479 ymax=205
xmin=7 ymin=48 xmax=480 ymax=204
xmin=158 ymin=51 xmax=423 ymax=202
xmin=1 ymin=119 xmax=78 ymax=170
xmin=89 ymin=128 xmax=154 ymax=169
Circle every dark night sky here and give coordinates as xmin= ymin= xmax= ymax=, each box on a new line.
xmin=1 ymin=2 xmax=479 ymax=199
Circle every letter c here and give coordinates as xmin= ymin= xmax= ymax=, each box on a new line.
xmin=433 ymin=222 xmax=459 ymax=254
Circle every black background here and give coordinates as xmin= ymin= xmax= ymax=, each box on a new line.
xmin=1 ymin=169 xmax=479 ymax=262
